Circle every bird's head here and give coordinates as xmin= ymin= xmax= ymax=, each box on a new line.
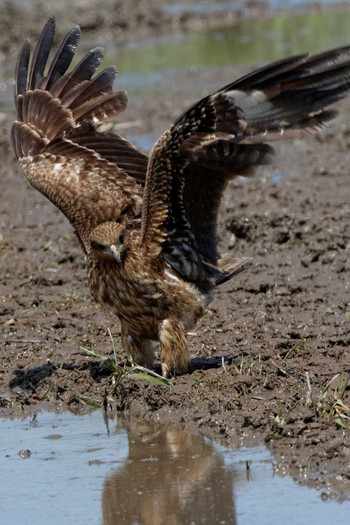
xmin=89 ymin=222 xmax=126 ymax=263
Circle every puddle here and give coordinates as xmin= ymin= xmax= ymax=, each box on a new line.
xmin=164 ymin=0 xmax=344 ymax=15
xmin=1 ymin=410 xmax=350 ymax=525
xmin=1 ymin=3 xmax=345 ymax=155
xmin=102 ymin=7 xmax=350 ymax=84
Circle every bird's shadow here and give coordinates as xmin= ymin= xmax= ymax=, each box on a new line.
xmin=188 ymin=355 xmax=243 ymax=373
xmin=9 ymin=361 xmax=88 ymax=392
xmin=8 ymin=353 xmax=246 ymax=393
xmin=9 ymin=362 xmax=57 ymax=391
xmin=8 ymin=360 xmax=105 ymax=392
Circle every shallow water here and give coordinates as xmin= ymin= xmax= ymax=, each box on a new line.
xmin=2 ymin=4 xmax=350 ymax=154
xmin=1 ymin=4 xmax=350 ymax=110
xmin=104 ymin=7 xmax=350 ymax=87
xmin=2 ymin=5 xmax=350 ymax=522
xmin=103 ymin=5 xmax=350 ymax=154
xmin=1 ymin=410 xmax=350 ymax=525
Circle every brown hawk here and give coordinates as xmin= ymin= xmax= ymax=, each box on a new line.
xmin=11 ymin=18 xmax=350 ymax=376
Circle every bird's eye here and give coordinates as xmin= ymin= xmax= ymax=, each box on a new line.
xmin=91 ymin=240 xmax=105 ymax=251
xmin=119 ymin=232 xmax=125 ymax=245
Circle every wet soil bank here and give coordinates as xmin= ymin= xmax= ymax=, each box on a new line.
xmin=1 ymin=0 xmax=350 ymax=501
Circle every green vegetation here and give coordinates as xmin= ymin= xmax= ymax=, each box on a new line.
xmin=100 ymin=8 xmax=350 ymax=81
xmin=306 ymin=371 xmax=350 ymax=429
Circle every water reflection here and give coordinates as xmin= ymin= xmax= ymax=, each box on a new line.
xmin=2 ymin=411 xmax=350 ymax=524
xmin=102 ymin=419 xmax=236 ymax=525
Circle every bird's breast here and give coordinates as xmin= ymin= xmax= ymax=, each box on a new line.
xmin=88 ymin=260 xmax=206 ymax=339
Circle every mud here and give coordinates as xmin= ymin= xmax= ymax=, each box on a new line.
xmin=1 ymin=0 xmax=350 ymax=501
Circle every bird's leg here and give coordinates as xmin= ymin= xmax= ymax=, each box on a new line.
xmin=121 ymin=323 xmax=155 ymax=369
xmin=159 ymin=317 xmax=189 ymax=377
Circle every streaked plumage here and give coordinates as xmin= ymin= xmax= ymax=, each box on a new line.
xmin=11 ymin=18 xmax=350 ymax=375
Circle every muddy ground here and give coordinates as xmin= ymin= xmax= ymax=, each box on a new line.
xmin=1 ymin=0 xmax=350 ymax=500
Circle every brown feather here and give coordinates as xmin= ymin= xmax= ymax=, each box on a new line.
xmin=11 ymin=17 xmax=142 ymax=252
xmin=12 ymin=19 xmax=350 ymax=376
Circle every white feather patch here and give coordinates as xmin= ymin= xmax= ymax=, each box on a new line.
xmin=226 ymin=89 xmax=268 ymax=108
xmin=164 ymin=268 xmax=180 ymax=282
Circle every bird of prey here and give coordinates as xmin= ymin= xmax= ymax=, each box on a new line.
xmin=11 ymin=18 xmax=350 ymax=376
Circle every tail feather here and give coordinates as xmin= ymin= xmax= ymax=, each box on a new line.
xmin=215 ymin=255 xmax=254 ymax=286
xmin=199 ymin=255 xmax=253 ymax=288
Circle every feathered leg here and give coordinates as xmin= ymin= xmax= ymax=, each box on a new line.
xmin=121 ymin=323 xmax=155 ymax=369
xmin=159 ymin=317 xmax=189 ymax=377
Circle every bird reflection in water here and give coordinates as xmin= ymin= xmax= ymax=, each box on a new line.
xmin=102 ymin=419 xmax=237 ymax=525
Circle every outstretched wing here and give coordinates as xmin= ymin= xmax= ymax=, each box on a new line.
xmin=11 ymin=17 xmax=148 ymax=251
xmin=140 ymin=46 xmax=350 ymax=288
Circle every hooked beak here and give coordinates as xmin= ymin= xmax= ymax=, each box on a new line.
xmin=109 ymin=244 xmax=122 ymax=263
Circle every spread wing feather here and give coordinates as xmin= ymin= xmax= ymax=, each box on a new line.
xmin=12 ymin=19 xmax=350 ymax=291
xmin=11 ymin=16 xmax=143 ymax=252
xmin=40 ymin=25 xmax=81 ymax=91
xmin=140 ymin=46 xmax=350 ymax=288
xmin=20 ymin=140 xmax=140 ymax=250
xmin=69 ymin=129 xmax=148 ymax=184
xmin=27 ymin=18 xmax=56 ymax=91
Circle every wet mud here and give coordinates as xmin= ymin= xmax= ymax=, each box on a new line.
xmin=1 ymin=0 xmax=350 ymax=500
